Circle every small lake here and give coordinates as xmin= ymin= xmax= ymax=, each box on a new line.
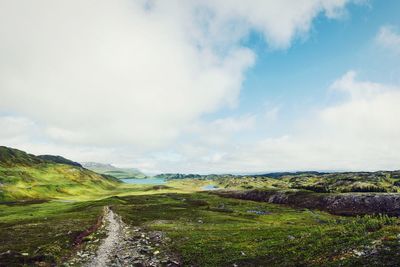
xmin=122 ymin=178 xmax=166 ymax=185
xmin=202 ymin=185 xmax=219 ymax=191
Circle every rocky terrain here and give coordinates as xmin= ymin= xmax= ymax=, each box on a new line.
xmin=216 ymin=189 xmax=400 ymax=216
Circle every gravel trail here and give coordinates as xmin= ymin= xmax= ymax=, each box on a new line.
xmin=67 ymin=206 xmax=180 ymax=267
xmin=87 ymin=206 xmax=121 ymax=267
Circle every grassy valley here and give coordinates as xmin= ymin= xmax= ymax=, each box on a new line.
xmin=2 ymin=190 xmax=400 ymax=266
xmin=1 ymin=146 xmax=400 ymax=266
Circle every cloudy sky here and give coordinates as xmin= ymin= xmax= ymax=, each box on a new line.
xmin=1 ymin=0 xmax=400 ymax=174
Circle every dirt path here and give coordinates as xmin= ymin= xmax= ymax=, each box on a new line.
xmin=67 ymin=206 xmax=180 ymax=267
xmin=87 ymin=206 xmax=121 ymax=266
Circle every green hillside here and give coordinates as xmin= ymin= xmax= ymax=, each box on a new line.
xmin=0 ymin=146 xmax=44 ymax=166
xmin=0 ymin=146 xmax=121 ymax=201
xmin=82 ymin=162 xmax=147 ymax=179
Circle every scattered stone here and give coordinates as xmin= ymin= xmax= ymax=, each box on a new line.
xmin=287 ymin=235 xmax=295 ymax=240
xmin=246 ymin=210 xmax=271 ymax=215
xmin=167 ymin=260 xmax=181 ymax=267
xmin=352 ymin=249 xmax=365 ymax=257
xmin=66 ymin=206 xmax=181 ymax=266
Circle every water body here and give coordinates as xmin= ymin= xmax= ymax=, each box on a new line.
xmin=122 ymin=178 xmax=166 ymax=185
xmin=202 ymin=185 xmax=219 ymax=191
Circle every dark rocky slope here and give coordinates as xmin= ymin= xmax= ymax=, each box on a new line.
xmin=216 ymin=189 xmax=400 ymax=216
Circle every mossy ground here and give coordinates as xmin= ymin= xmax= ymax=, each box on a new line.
xmin=113 ymin=193 xmax=400 ymax=266
xmin=0 ymin=201 xmax=101 ymax=266
xmin=1 ymin=186 xmax=400 ymax=266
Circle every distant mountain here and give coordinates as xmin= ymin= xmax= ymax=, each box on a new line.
xmin=0 ymin=146 xmax=120 ymax=201
xmin=82 ymin=162 xmax=146 ymax=179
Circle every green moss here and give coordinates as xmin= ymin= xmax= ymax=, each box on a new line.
xmin=0 ymin=200 xmax=105 ymax=265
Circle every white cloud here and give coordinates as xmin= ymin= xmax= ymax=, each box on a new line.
xmin=0 ymin=0 xmax=255 ymax=149
xmin=146 ymin=72 xmax=400 ymax=173
xmin=0 ymin=0 xmax=354 ymax=152
xmin=319 ymin=71 xmax=400 ymax=148
xmin=236 ymin=72 xmax=400 ymax=172
xmin=214 ymin=115 xmax=255 ymax=132
xmin=264 ymin=106 xmax=280 ymax=122
xmin=15 ymin=71 xmax=398 ymax=174
xmin=198 ymin=0 xmax=352 ymax=49
xmin=329 ymin=70 xmax=388 ymax=98
xmin=376 ymin=25 xmax=400 ymax=54
xmin=0 ymin=116 xmax=37 ymax=144
xmin=0 ymin=0 xmax=368 ymax=173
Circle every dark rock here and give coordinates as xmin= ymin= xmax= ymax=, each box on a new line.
xmin=216 ymin=190 xmax=400 ymax=216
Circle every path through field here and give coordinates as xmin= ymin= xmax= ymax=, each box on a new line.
xmin=68 ymin=206 xmax=180 ymax=267
xmin=87 ymin=206 xmax=122 ymax=266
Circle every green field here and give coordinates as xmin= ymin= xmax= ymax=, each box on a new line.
xmin=1 ymin=190 xmax=400 ymax=266
xmin=1 ymin=146 xmax=400 ymax=266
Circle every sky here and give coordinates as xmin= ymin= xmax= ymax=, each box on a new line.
xmin=1 ymin=0 xmax=400 ymax=174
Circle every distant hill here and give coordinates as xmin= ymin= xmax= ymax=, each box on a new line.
xmin=254 ymin=171 xmax=327 ymax=178
xmin=154 ymin=171 xmax=327 ymax=180
xmin=155 ymin=170 xmax=400 ymax=193
xmin=155 ymin=173 xmax=204 ymax=179
xmin=0 ymin=146 xmax=120 ymax=201
xmin=82 ymin=162 xmax=146 ymax=179
xmin=37 ymin=155 xmax=82 ymax=167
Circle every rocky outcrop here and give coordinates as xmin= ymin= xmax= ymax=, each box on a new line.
xmin=216 ymin=190 xmax=400 ymax=216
